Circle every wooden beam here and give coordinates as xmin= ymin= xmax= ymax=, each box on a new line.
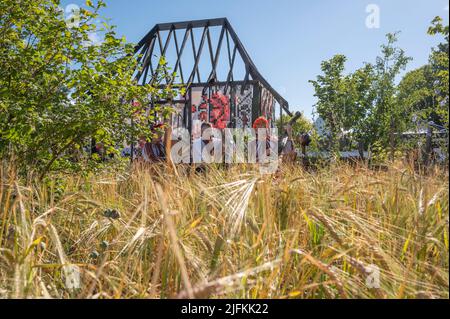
xmin=187 ymin=25 xmax=209 ymax=86
xmin=156 ymin=18 xmax=226 ymax=31
xmin=172 ymin=28 xmax=189 ymax=84
xmin=207 ymin=25 xmax=226 ymax=83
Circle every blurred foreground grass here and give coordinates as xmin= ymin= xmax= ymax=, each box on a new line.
xmin=0 ymin=161 xmax=448 ymax=299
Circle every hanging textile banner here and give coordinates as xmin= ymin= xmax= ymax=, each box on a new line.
xmin=190 ymin=84 xmax=255 ymax=130
xmin=234 ymin=85 xmax=254 ymax=129
xmin=260 ymin=87 xmax=275 ymax=127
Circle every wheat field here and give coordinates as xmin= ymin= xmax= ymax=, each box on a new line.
xmin=0 ymin=161 xmax=448 ymax=299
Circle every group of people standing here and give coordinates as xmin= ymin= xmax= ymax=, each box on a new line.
xmin=134 ymin=115 xmax=304 ymax=166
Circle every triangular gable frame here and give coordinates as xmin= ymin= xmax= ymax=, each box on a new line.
xmin=134 ymin=18 xmax=291 ymax=116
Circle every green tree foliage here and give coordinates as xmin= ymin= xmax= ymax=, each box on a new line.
xmin=309 ymin=56 xmax=376 ymax=153
xmin=397 ymin=65 xmax=439 ymax=126
xmin=395 ymin=17 xmax=448 ymax=129
xmin=344 ymin=63 xmax=376 ymax=149
xmin=370 ymin=32 xmax=412 ymax=159
xmin=427 ymin=16 xmax=449 ymax=128
xmin=0 ymin=0 xmax=174 ymax=177
xmin=309 ymin=55 xmax=350 ymax=152
xmin=276 ymin=114 xmax=314 ymax=136
xmin=310 ymin=33 xmax=412 ymax=158
xmin=275 ymin=114 xmax=319 ymax=151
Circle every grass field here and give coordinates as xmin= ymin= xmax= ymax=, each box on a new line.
xmin=0 ymin=161 xmax=448 ymax=299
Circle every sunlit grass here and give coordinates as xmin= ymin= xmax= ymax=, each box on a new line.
xmin=0 ymin=161 xmax=448 ymax=299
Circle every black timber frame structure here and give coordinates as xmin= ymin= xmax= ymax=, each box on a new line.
xmin=133 ymin=18 xmax=292 ymax=121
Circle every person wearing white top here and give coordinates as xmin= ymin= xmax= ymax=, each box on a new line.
xmin=192 ymin=122 xmax=222 ymax=164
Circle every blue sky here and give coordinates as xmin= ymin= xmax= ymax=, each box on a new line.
xmin=63 ymin=0 xmax=449 ymax=119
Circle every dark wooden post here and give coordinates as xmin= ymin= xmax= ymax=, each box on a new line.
xmin=279 ymin=103 xmax=283 ymax=131
xmin=389 ymin=117 xmax=395 ymax=161
xmin=358 ymin=140 xmax=365 ymax=161
xmin=301 ymin=143 xmax=307 ymax=167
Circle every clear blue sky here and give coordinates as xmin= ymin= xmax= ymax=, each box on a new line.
xmin=63 ymin=0 xmax=449 ymax=119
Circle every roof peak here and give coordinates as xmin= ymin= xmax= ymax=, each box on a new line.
xmin=154 ymin=18 xmax=229 ymax=31
xmin=134 ymin=18 xmax=290 ymax=113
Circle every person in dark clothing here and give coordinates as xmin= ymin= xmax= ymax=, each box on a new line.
xmin=143 ymin=123 xmax=166 ymax=163
xmin=280 ymin=124 xmax=297 ymax=163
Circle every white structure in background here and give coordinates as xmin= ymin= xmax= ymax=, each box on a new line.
xmin=311 ymin=116 xmax=370 ymax=159
xmin=313 ymin=116 xmax=329 ymax=138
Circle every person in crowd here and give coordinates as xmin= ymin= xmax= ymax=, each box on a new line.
xmin=192 ymin=122 xmax=222 ymax=163
xmin=223 ymin=120 xmax=237 ymax=165
xmin=250 ymin=116 xmax=277 ymax=163
xmin=145 ymin=123 xmax=167 ymax=163
xmin=280 ymin=123 xmax=297 ymax=163
xmin=91 ymin=140 xmax=112 ymax=162
xmin=136 ymin=135 xmax=149 ymax=162
xmin=137 ymin=123 xmax=167 ymax=164
xmin=298 ymin=132 xmax=312 ymax=165
xmin=134 ymin=123 xmax=167 ymax=164
xmin=192 ymin=122 xmax=223 ymax=173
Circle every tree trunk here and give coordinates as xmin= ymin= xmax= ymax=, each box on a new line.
xmin=358 ymin=140 xmax=365 ymax=161
xmin=423 ymin=125 xmax=433 ymax=166
xmin=389 ymin=117 xmax=395 ymax=161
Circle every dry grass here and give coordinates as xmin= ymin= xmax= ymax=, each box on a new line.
xmin=0 ymin=161 xmax=448 ymax=299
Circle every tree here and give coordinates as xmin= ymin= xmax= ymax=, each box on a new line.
xmin=0 ymin=0 xmax=173 ymax=177
xmin=397 ymin=65 xmax=440 ymax=126
xmin=309 ymin=55 xmax=351 ymax=152
xmin=369 ymin=32 xmax=412 ymax=159
xmin=427 ymin=16 xmax=449 ymax=129
xmin=309 ymin=56 xmax=376 ymax=154
xmin=344 ymin=63 xmax=377 ymax=153
xmin=276 ymin=114 xmax=319 ymax=151
xmin=276 ymin=114 xmax=314 ymax=137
